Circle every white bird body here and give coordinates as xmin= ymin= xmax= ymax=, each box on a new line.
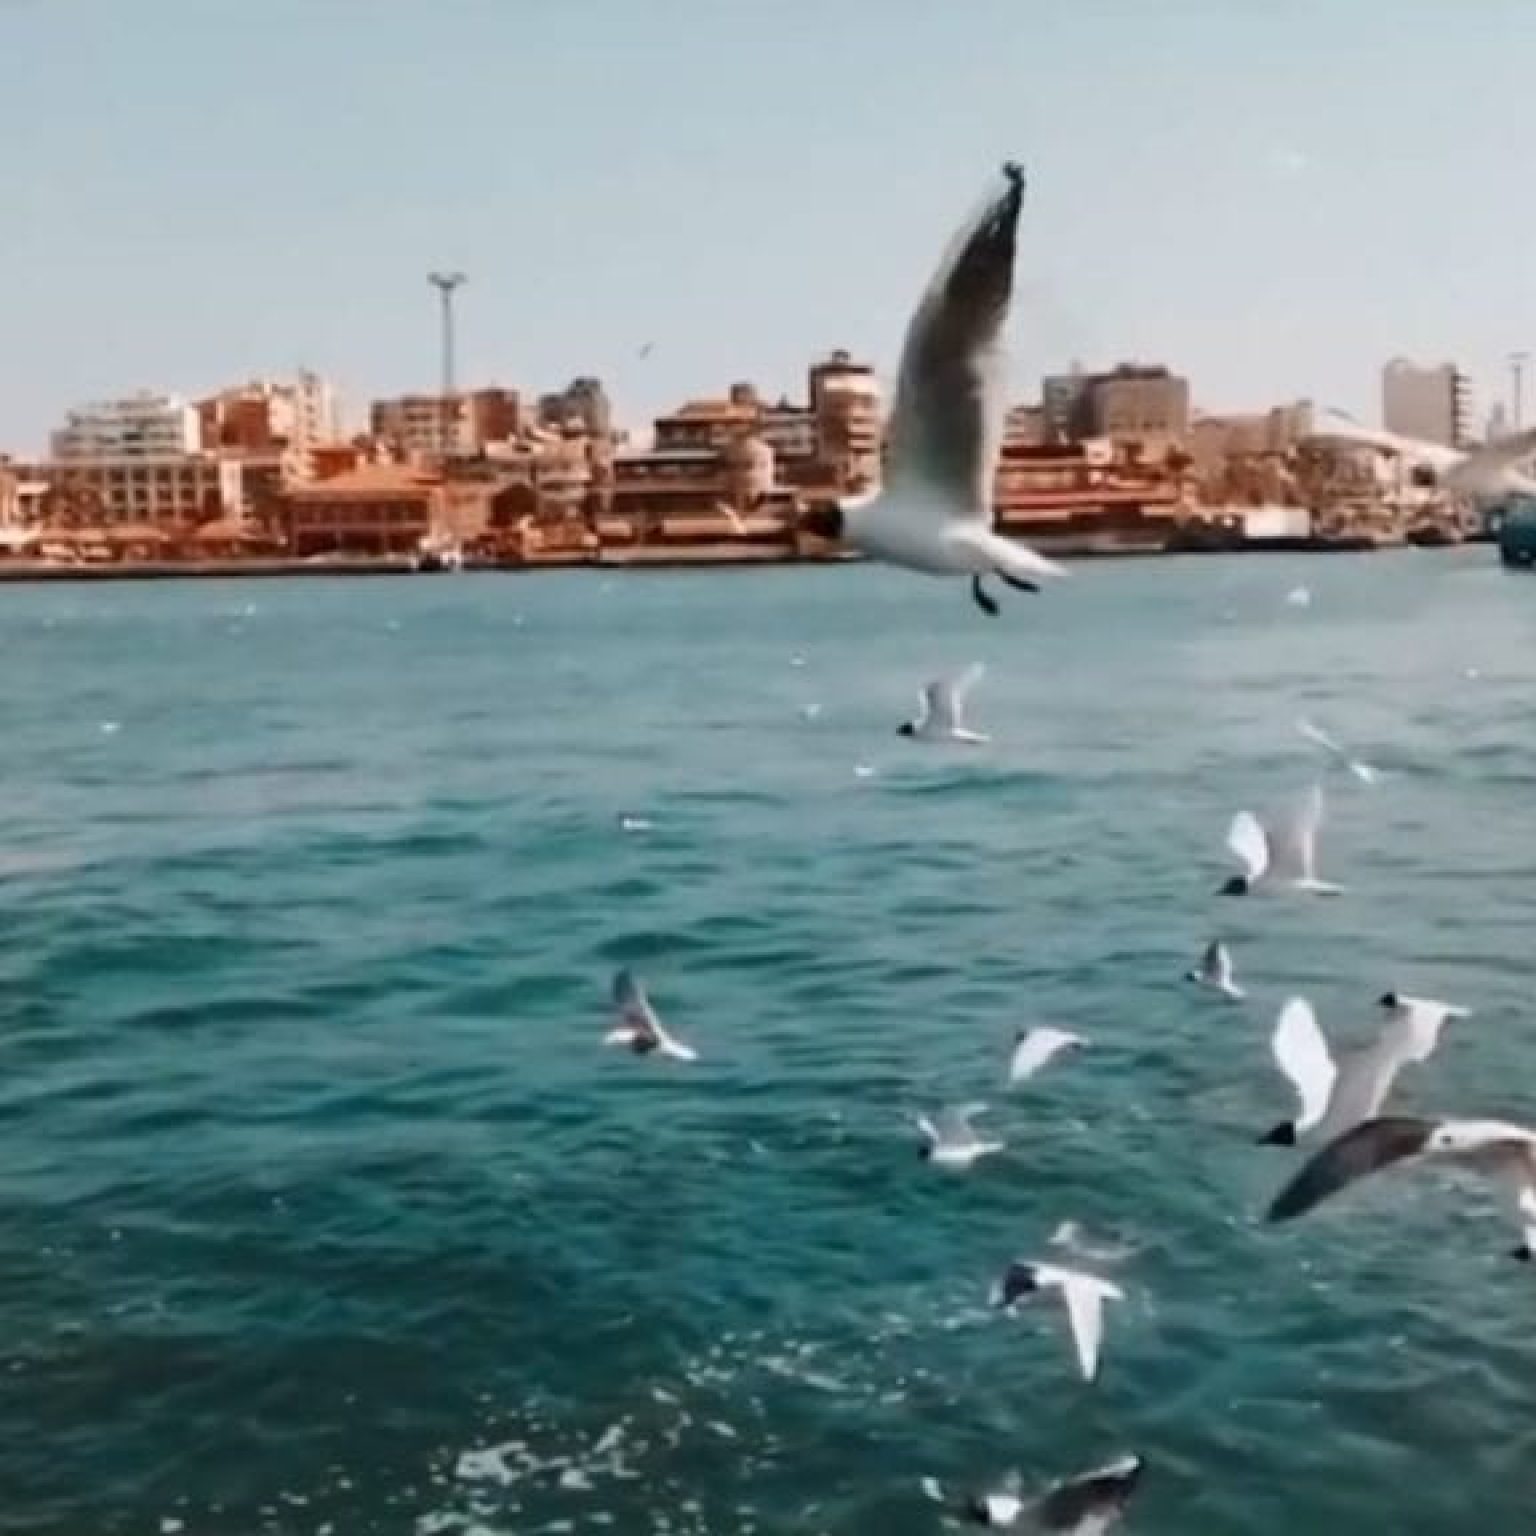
xmin=992 ymin=1260 xmax=1124 ymax=1382
xmin=1223 ymin=784 xmax=1340 ymax=895
xmin=605 ymin=969 xmax=697 ymax=1062
xmin=805 ymin=164 xmax=1064 ymax=616
xmin=1305 ymin=413 xmax=1536 ymax=501
xmin=918 ymin=1103 xmax=1005 ymax=1169
xmin=1008 ymin=1027 xmax=1086 ymax=1085
xmin=1263 ymin=993 xmax=1468 ymax=1146
xmin=903 ymin=664 xmax=989 ymax=744
xmin=1186 ymin=939 xmax=1243 ymax=1000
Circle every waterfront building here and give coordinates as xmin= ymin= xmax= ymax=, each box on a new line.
xmin=808 ymin=351 xmax=881 ymax=492
xmin=199 ymin=372 xmax=340 ymax=476
xmin=42 ymin=456 xmax=243 ymax=528
xmin=1382 ymin=359 xmax=1471 ymax=447
xmin=51 ymin=393 xmax=201 ymax=460
xmin=1085 ymin=363 xmax=1191 ymax=449
xmin=1041 ymin=367 xmax=1095 ymax=442
xmin=369 ymin=387 xmax=523 ymax=459
xmin=277 ymin=464 xmax=438 ymax=556
xmin=537 ymin=377 xmax=613 ymax=438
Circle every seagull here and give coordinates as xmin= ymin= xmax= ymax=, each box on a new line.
xmin=1258 ymin=993 xmax=1468 ymax=1147
xmin=798 ymin=163 xmax=1064 ymax=616
xmin=1008 ymin=1027 xmax=1086 ymax=1085
xmin=1512 ymin=1188 xmax=1536 ymax=1263
xmin=991 ymin=1261 xmax=1123 ymax=1382
xmin=1285 ymin=585 xmax=1312 ymax=608
xmin=1267 ymin=1115 xmax=1536 ymax=1230
xmin=917 ymin=1103 xmax=1005 ymax=1169
xmin=925 ymin=1455 xmax=1145 ymax=1531
xmin=604 ymin=969 xmax=697 ymax=1061
xmin=1297 ymin=717 xmax=1379 ymax=785
xmin=1186 ymin=939 xmax=1243 ymax=1000
xmin=900 ymin=664 xmax=989 ymax=744
xmin=1221 ymin=783 xmax=1340 ymax=895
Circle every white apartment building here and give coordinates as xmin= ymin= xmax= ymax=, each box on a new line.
xmin=51 ymin=393 xmax=202 ymax=460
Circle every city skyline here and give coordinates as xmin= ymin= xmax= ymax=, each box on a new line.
xmin=4 ymin=1 xmax=1535 ymax=450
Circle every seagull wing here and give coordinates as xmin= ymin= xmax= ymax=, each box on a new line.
xmin=936 ymin=1102 xmax=990 ymax=1144
xmin=1226 ymin=811 xmax=1270 ymax=882
xmin=1035 ymin=1454 xmax=1145 ymax=1533
xmin=1057 ymin=1271 xmax=1123 ymax=1382
xmin=1275 ymin=783 xmax=1325 ymax=881
xmin=1009 ymin=1027 xmax=1084 ymax=1084
xmin=921 ymin=676 xmax=959 ymax=734
xmin=883 ymin=164 xmax=1026 ymax=524
xmin=1266 ymin=1116 xmax=1435 ymax=1223
xmin=1272 ymin=997 xmax=1337 ymax=1133
xmin=611 ymin=968 xmax=661 ymax=1045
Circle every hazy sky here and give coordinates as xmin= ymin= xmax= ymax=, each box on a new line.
xmin=4 ymin=0 xmax=1534 ymax=451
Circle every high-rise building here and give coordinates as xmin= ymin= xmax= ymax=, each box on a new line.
xmin=1085 ymin=364 xmax=1191 ymax=444
xmin=537 ymin=377 xmax=612 ymax=438
xmin=808 ymin=350 xmax=881 ymax=491
xmin=51 ymin=393 xmax=201 ymax=460
xmin=1381 ymin=359 xmax=1472 ymax=447
xmin=370 ymin=387 xmax=522 ymax=458
xmin=199 ymin=372 xmax=341 ymax=477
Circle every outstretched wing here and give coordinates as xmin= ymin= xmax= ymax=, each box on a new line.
xmin=1226 ymin=811 xmax=1270 ymax=882
xmin=612 ymin=968 xmax=661 ymax=1045
xmin=1266 ymin=1116 xmax=1434 ymax=1223
xmin=1272 ymin=997 xmax=1336 ymax=1134
xmin=1035 ymin=1454 xmax=1145 ymax=1533
xmin=884 ymin=164 xmax=1026 ymax=522
xmin=1059 ymin=1272 xmax=1123 ymax=1383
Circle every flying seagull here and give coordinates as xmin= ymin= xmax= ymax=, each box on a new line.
xmin=918 ymin=1103 xmax=1005 ymax=1169
xmin=1186 ymin=939 xmax=1243 ymax=1000
xmin=799 ymin=163 xmax=1064 ymax=616
xmin=1297 ymin=717 xmax=1380 ymax=785
xmin=604 ymin=969 xmax=698 ymax=1061
xmin=1221 ymin=783 xmax=1341 ymax=896
xmin=925 ymin=1454 xmax=1145 ymax=1530
xmin=1008 ymin=1027 xmax=1086 ymax=1085
xmin=900 ymin=664 xmax=989 ymax=743
xmin=991 ymin=1261 xmax=1124 ymax=1382
xmin=1267 ymin=1115 xmax=1536 ymax=1232
xmin=1258 ymin=993 xmax=1469 ymax=1147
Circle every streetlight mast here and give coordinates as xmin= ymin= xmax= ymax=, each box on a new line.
xmin=428 ymin=271 xmax=467 ymax=459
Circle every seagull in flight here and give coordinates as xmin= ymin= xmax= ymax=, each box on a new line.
xmin=799 ymin=163 xmax=1063 ymax=616
xmin=604 ymin=969 xmax=698 ymax=1062
xmin=1221 ymin=783 xmax=1341 ymax=896
xmin=1267 ymin=1116 xmax=1536 ymax=1239
xmin=899 ymin=664 xmax=989 ymax=744
xmin=1186 ymin=939 xmax=1243 ymax=1000
xmin=1008 ymin=1027 xmax=1086 ymax=1085
xmin=1297 ymin=717 xmax=1380 ymax=785
xmin=917 ymin=1103 xmax=1005 ymax=1169
xmin=1258 ymin=993 xmax=1469 ymax=1147
xmin=925 ymin=1454 xmax=1145 ymax=1530
xmin=991 ymin=1261 xmax=1124 ymax=1382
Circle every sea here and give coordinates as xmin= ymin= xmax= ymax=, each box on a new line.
xmin=3 ymin=549 xmax=1536 ymax=1535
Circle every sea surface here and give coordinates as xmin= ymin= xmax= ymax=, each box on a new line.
xmin=2 ymin=551 xmax=1536 ymax=1535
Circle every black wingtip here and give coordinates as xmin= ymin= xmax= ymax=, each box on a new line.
xmin=1002 ymin=160 xmax=1025 ymax=191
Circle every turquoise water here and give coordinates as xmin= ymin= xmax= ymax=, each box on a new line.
xmin=3 ymin=552 xmax=1536 ymax=1535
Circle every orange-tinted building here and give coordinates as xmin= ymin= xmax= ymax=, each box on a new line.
xmin=276 ymin=464 xmax=439 ymax=556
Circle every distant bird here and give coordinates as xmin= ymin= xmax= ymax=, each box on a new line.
xmin=1186 ymin=939 xmax=1243 ymax=1000
xmin=1008 ymin=1027 xmax=1086 ymax=1085
xmin=1258 ymin=992 xmax=1468 ymax=1147
xmin=1285 ymin=585 xmax=1312 ymax=608
xmin=991 ymin=1261 xmax=1124 ymax=1382
xmin=924 ymin=1454 xmax=1145 ymax=1531
xmin=798 ymin=163 xmax=1064 ymax=616
xmin=638 ymin=341 xmax=655 ymax=360
xmin=917 ymin=1103 xmax=1005 ymax=1169
xmin=900 ymin=664 xmax=989 ymax=744
xmin=1221 ymin=783 xmax=1340 ymax=895
xmin=618 ymin=815 xmax=654 ymax=834
xmin=1297 ymin=717 xmax=1379 ymax=785
xmin=605 ymin=969 xmax=697 ymax=1062
xmin=1267 ymin=1116 xmax=1536 ymax=1230
xmin=853 ymin=762 xmax=878 ymax=780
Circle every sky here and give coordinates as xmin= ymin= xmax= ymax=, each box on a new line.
xmin=3 ymin=0 xmax=1535 ymax=452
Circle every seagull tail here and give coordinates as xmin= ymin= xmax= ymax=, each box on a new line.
xmin=971 ymin=529 xmax=1067 ymax=584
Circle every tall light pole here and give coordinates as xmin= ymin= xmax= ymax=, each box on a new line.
xmin=1505 ymin=351 xmax=1529 ymax=436
xmin=428 ymin=271 xmax=467 ymax=459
